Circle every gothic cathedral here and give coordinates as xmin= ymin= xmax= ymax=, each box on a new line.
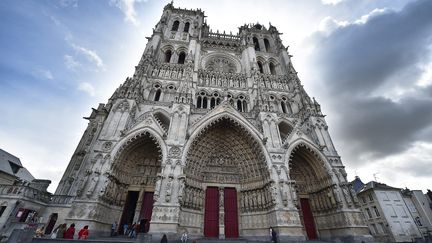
xmin=53 ymin=3 xmax=371 ymax=242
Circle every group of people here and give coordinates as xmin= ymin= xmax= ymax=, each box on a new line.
xmin=48 ymin=223 xmax=89 ymax=239
xmin=122 ymin=222 xmax=140 ymax=238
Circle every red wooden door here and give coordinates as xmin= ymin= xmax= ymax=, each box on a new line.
xmin=224 ymin=188 xmax=239 ymax=238
xmin=139 ymin=192 xmax=154 ymax=233
xmin=204 ymin=187 xmax=219 ymax=237
xmin=300 ymin=198 xmax=317 ymax=240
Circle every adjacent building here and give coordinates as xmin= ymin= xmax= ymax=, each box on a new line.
xmin=0 ymin=148 xmax=52 ymax=238
xmin=401 ymin=188 xmax=432 ymax=239
xmin=357 ymin=181 xmax=423 ymax=242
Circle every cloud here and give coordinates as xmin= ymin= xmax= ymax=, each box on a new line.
xmin=321 ymin=0 xmax=346 ymax=6
xmin=307 ymin=0 xmax=432 ymax=161
xmin=71 ymin=43 xmax=104 ymax=70
xmin=110 ymin=0 xmax=147 ymax=26
xmin=64 ymin=54 xmax=81 ymax=71
xmin=31 ymin=68 xmax=54 ymax=80
xmin=78 ymin=82 xmax=96 ymax=96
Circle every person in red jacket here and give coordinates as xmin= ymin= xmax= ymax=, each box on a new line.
xmin=78 ymin=225 xmax=89 ymax=239
xmin=64 ymin=223 xmax=75 ymax=239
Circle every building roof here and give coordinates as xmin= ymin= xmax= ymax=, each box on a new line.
xmin=0 ymin=148 xmax=35 ymax=182
xmin=351 ymin=176 xmax=365 ymax=193
xmin=358 ymin=181 xmax=401 ymax=194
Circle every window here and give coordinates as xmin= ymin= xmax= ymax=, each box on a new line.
xmin=154 ymin=89 xmax=161 ymax=101
xmin=171 ymin=20 xmax=179 ymax=31
xmin=368 ymin=193 xmax=374 ymax=201
xmin=373 ymin=206 xmax=380 ymax=217
xmin=0 ymin=206 xmax=6 ymax=217
xmin=269 ymin=62 xmax=276 ymax=75
xmin=237 ymin=100 xmax=243 ymax=112
xmin=184 ymin=22 xmax=190 ymax=32
xmin=202 ymin=97 xmax=208 ymax=109
xmin=372 ymin=224 xmax=378 ymax=234
xmin=257 ymin=61 xmax=264 ymax=73
xmin=253 ymin=37 xmax=260 ymax=51
xmin=264 ymin=38 xmax=270 ymax=52
xmin=362 ymin=196 xmax=366 ymax=204
xmin=379 ymin=223 xmax=387 ymax=234
xmin=178 ymin=52 xmax=186 ymax=64
xmin=197 ymin=96 xmax=202 ymax=108
xmin=366 ymin=208 xmax=372 ymax=218
xmin=210 ymin=98 xmax=216 ymax=109
xmin=164 ymin=50 xmax=172 ymax=63
xmin=281 ymin=101 xmax=287 ymax=113
xmin=415 ymin=217 xmax=422 ymax=226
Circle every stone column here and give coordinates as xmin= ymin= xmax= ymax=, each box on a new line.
xmin=219 ymin=187 xmax=225 ymax=239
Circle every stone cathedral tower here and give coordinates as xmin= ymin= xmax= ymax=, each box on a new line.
xmin=53 ymin=3 xmax=371 ymax=242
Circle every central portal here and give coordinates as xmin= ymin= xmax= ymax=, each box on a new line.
xmin=204 ymin=187 xmax=239 ymax=238
xmin=181 ymin=117 xmax=272 ymax=237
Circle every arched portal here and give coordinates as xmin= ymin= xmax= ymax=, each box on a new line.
xmin=289 ymin=143 xmax=337 ymax=240
xmin=109 ymin=132 xmax=163 ymax=234
xmin=180 ymin=117 xmax=274 ymax=238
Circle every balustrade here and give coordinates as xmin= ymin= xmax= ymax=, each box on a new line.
xmin=256 ymin=73 xmax=291 ymax=91
xmin=198 ymin=70 xmax=247 ymax=89
xmin=0 ymin=184 xmax=51 ymax=203
xmin=149 ymin=63 xmax=187 ymax=80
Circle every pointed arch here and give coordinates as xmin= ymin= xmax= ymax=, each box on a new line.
xmin=285 ymin=139 xmax=332 ymax=180
xmin=153 ymin=110 xmax=171 ymax=132
xmin=111 ymin=128 xmax=167 ymax=166
xmin=183 ymin=110 xmax=270 ymax=169
xmin=277 ymin=120 xmax=293 ymax=143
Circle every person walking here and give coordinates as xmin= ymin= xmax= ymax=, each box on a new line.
xmin=56 ymin=224 xmax=67 ymax=238
xmin=161 ymin=234 xmax=168 ymax=243
xmin=270 ymin=227 xmax=277 ymax=243
xmin=181 ymin=231 xmax=188 ymax=243
xmin=111 ymin=222 xmax=117 ymax=237
xmin=35 ymin=226 xmax=44 ymax=238
xmin=78 ymin=225 xmax=89 ymax=239
xmin=64 ymin=223 xmax=75 ymax=239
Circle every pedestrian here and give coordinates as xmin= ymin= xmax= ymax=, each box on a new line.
xmin=64 ymin=223 xmax=75 ymax=239
xmin=35 ymin=226 xmax=44 ymax=238
xmin=56 ymin=224 xmax=67 ymax=238
xmin=181 ymin=231 xmax=188 ymax=243
xmin=123 ymin=223 xmax=128 ymax=235
xmin=128 ymin=223 xmax=136 ymax=238
xmin=111 ymin=222 xmax=117 ymax=237
xmin=270 ymin=227 xmax=277 ymax=243
xmin=161 ymin=234 xmax=168 ymax=243
xmin=78 ymin=225 xmax=89 ymax=239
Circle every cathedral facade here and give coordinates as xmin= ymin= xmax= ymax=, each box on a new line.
xmin=52 ymin=3 xmax=370 ymax=242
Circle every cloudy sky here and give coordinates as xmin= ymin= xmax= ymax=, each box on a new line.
xmin=0 ymin=0 xmax=431 ymax=193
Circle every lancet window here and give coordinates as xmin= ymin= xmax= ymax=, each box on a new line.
xmin=269 ymin=62 xmax=277 ymax=75
xmin=228 ymin=94 xmax=248 ymax=112
xmin=178 ymin=52 xmax=186 ymax=64
xmin=257 ymin=61 xmax=264 ymax=74
xmin=280 ymin=97 xmax=292 ymax=114
xmin=154 ymin=88 xmax=162 ymax=101
xmin=264 ymin=38 xmax=271 ymax=52
xmin=253 ymin=37 xmax=260 ymax=51
xmin=196 ymin=91 xmax=221 ymax=109
xmin=171 ymin=20 xmax=180 ymax=31
xmin=184 ymin=22 xmax=190 ymax=32
xmin=164 ymin=50 xmax=172 ymax=63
